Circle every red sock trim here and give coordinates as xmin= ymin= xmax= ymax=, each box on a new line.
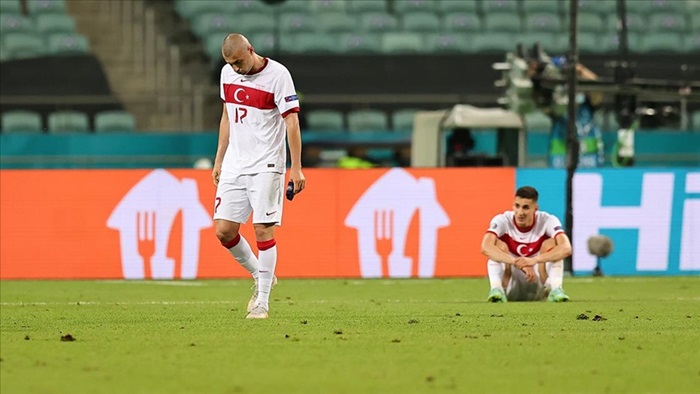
xmin=257 ymin=239 xmax=276 ymax=251
xmin=221 ymin=234 xmax=241 ymax=249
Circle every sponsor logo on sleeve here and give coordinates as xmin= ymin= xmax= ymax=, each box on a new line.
xmin=284 ymin=94 xmax=298 ymax=102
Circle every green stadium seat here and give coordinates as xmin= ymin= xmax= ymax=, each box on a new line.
xmin=473 ymin=33 xmax=515 ymax=52
xmin=3 ymin=33 xmax=43 ymax=59
xmin=648 ymin=0 xmax=688 ymax=13
xmin=306 ymin=109 xmax=345 ymax=131
xmin=48 ymin=110 xmax=89 ymax=133
xmin=0 ymin=43 xmax=7 ymax=61
xmin=604 ymin=13 xmax=647 ymax=33
xmin=316 ymin=13 xmax=357 ymax=33
xmin=359 ymin=12 xmax=399 ymax=32
xmin=380 ymin=32 xmax=423 ymax=54
xmin=482 ymin=0 xmax=519 ymax=14
xmin=601 ymin=32 xmax=642 ymax=53
xmin=639 ymin=33 xmax=684 ymax=53
xmin=35 ymin=13 xmax=76 ymax=34
xmin=1 ymin=110 xmax=43 ymax=133
xmin=94 ymin=111 xmax=137 ymax=132
xmin=347 ymin=0 xmax=387 ymax=13
xmin=232 ymin=13 xmax=276 ymax=35
xmin=250 ymin=32 xmax=276 ymax=55
xmin=0 ymin=14 xmax=34 ymax=34
xmin=191 ymin=14 xmax=233 ymax=38
xmin=229 ymin=0 xmax=272 ymax=13
xmin=47 ymin=32 xmax=90 ymax=55
xmin=684 ymin=34 xmax=700 ymax=53
xmin=573 ymin=0 xmax=616 ymax=16
xmin=436 ymin=0 xmax=478 ymax=13
xmin=339 ymin=32 xmax=381 ymax=53
xmin=692 ymin=14 xmax=700 ymax=31
xmin=0 ymin=0 xmax=22 ymax=14
xmin=347 ymin=109 xmax=388 ymax=132
xmin=391 ymin=109 xmax=418 ymax=131
xmin=524 ymin=12 xmax=561 ymax=33
xmin=443 ymin=13 xmax=481 ymax=32
xmin=393 ymin=0 xmax=437 ymax=13
xmin=522 ymin=0 xmax=561 ymax=14
xmin=401 ymin=12 xmax=441 ymax=33
xmin=205 ymin=33 xmax=223 ymax=60
xmin=570 ymin=32 xmax=601 ymax=53
xmin=276 ymin=0 xmax=311 ymax=13
xmin=578 ymin=12 xmax=605 ymax=33
xmin=519 ymin=33 xmax=558 ymax=52
xmin=524 ymin=111 xmax=552 ymax=131
xmin=310 ymin=0 xmax=346 ymax=13
xmin=27 ymin=0 xmax=66 ymax=15
xmin=648 ymin=13 xmax=689 ymax=33
xmin=279 ymin=13 xmax=317 ymax=34
xmin=425 ymin=33 xmax=472 ymax=53
xmin=175 ymin=0 xmax=228 ymax=20
xmin=483 ymin=13 xmax=522 ymax=33
xmin=280 ymin=33 xmax=339 ymax=54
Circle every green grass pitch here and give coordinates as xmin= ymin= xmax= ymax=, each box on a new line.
xmin=1 ymin=277 xmax=698 ymax=394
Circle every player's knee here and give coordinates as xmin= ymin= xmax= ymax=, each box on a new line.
xmin=253 ymin=224 xmax=275 ymax=241
xmin=215 ymin=222 xmax=239 ymax=243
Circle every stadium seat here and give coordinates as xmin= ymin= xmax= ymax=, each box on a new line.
xmin=601 ymin=32 xmax=642 ymax=53
xmin=443 ymin=13 xmax=481 ymax=32
xmin=648 ymin=13 xmax=689 ymax=33
xmin=191 ymin=14 xmax=233 ymax=38
xmin=279 ymin=13 xmax=317 ymax=34
xmin=482 ymin=0 xmax=519 ymax=14
xmin=472 ymin=33 xmax=515 ymax=52
xmin=1 ymin=110 xmax=43 ymax=133
xmin=35 ymin=13 xmax=76 ymax=34
xmin=574 ymin=0 xmax=616 ymax=16
xmin=0 ymin=0 xmax=22 ymax=14
xmin=175 ymin=0 xmax=228 ymax=20
xmin=94 ymin=111 xmax=137 ymax=132
xmin=47 ymin=32 xmax=90 ymax=55
xmin=639 ymin=33 xmax=684 ymax=53
xmin=0 ymin=43 xmax=7 ymax=61
xmin=391 ymin=109 xmax=418 ymax=131
xmin=276 ymin=0 xmax=311 ymax=13
xmin=436 ymin=0 xmax=478 ymax=13
xmin=229 ymin=0 xmax=272 ymax=13
xmin=425 ymin=33 xmax=472 ymax=53
xmin=47 ymin=110 xmax=90 ymax=133
xmin=310 ymin=0 xmax=347 ymax=13
xmin=316 ymin=13 xmax=358 ymax=33
xmin=393 ymin=0 xmax=437 ymax=13
xmin=204 ymin=33 xmax=223 ymax=60
xmin=27 ymin=0 xmax=67 ymax=15
xmin=359 ymin=12 xmax=400 ymax=33
xmin=347 ymin=109 xmax=389 ymax=132
xmin=692 ymin=14 xmax=700 ymax=31
xmin=280 ymin=33 xmax=339 ymax=54
xmin=577 ymin=12 xmax=605 ymax=33
xmin=339 ymin=32 xmax=381 ymax=54
xmin=347 ymin=0 xmax=387 ymax=13
xmin=604 ymin=13 xmax=647 ymax=33
xmin=524 ymin=111 xmax=552 ymax=131
xmin=522 ymin=0 xmax=561 ymax=14
xmin=571 ymin=32 xmax=601 ymax=53
xmin=684 ymin=34 xmax=700 ymax=53
xmin=231 ymin=14 xmax=276 ymax=35
xmin=401 ymin=12 xmax=441 ymax=33
xmin=483 ymin=13 xmax=522 ymax=33
xmin=306 ymin=109 xmax=345 ymax=131
xmin=0 ymin=14 xmax=34 ymax=35
xmin=524 ymin=12 xmax=561 ymax=33
xmin=250 ymin=32 xmax=276 ymax=55
xmin=648 ymin=0 xmax=688 ymax=13
xmin=3 ymin=33 xmax=44 ymax=59
xmin=380 ymin=32 xmax=423 ymax=54
xmin=519 ymin=33 xmax=558 ymax=52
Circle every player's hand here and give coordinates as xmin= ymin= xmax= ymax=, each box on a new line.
xmin=520 ymin=266 xmax=537 ymax=283
xmin=289 ymin=166 xmax=305 ymax=195
xmin=212 ymin=166 xmax=221 ymax=187
xmin=514 ymin=257 xmax=537 ymax=269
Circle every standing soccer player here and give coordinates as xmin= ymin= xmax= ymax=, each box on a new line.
xmin=481 ymin=186 xmax=571 ymax=302
xmin=212 ymin=33 xmax=305 ymax=319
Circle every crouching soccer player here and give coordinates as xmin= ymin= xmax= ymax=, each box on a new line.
xmin=481 ymin=186 xmax=572 ymax=302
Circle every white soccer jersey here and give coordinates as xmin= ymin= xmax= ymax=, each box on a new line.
xmin=219 ymin=57 xmax=300 ymax=175
xmin=486 ymin=210 xmax=565 ymax=257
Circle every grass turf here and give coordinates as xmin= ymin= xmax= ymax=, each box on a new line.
xmin=1 ymin=277 xmax=698 ymax=394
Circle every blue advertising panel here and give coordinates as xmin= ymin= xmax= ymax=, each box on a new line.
xmin=517 ymin=168 xmax=699 ymax=276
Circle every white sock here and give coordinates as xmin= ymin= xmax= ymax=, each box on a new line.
xmin=256 ymin=240 xmax=277 ymax=310
xmin=487 ymin=259 xmax=505 ymax=290
xmin=545 ymin=260 xmax=564 ymax=289
xmin=223 ymin=235 xmax=259 ymax=281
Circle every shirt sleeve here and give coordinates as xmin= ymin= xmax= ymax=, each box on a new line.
xmin=545 ymin=214 xmax=565 ymax=238
xmin=274 ymin=67 xmax=300 ymax=118
xmin=486 ymin=214 xmax=508 ymax=238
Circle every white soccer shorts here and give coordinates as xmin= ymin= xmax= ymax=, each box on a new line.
xmin=506 ymin=265 xmax=546 ymax=301
xmin=214 ymin=172 xmax=284 ymax=225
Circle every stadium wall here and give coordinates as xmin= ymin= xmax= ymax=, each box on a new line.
xmin=1 ymin=167 xmax=697 ymax=280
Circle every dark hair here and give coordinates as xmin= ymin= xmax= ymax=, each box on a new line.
xmin=515 ymin=186 xmax=539 ymax=202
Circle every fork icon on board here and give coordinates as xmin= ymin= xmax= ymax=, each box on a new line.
xmin=374 ymin=210 xmax=394 ymax=277
xmin=136 ymin=211 xmax=156 ymax=279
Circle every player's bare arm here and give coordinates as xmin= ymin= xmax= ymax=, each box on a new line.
xmin=212 ymin=102 xmax=230 ymax=186
xmin=481 ymin=232 xmax=516 ymax=265
xmin=515 ymin=233 xmax=572 ymax=268
xmin=284 ymin=112 xmax=305 ymax=195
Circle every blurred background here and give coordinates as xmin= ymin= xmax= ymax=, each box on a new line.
xmin=1 ymin=0 xmax=698 ymax=169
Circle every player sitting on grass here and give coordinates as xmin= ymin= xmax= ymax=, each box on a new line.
xmin=481 ymin=186 xmax=572 ymax=302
